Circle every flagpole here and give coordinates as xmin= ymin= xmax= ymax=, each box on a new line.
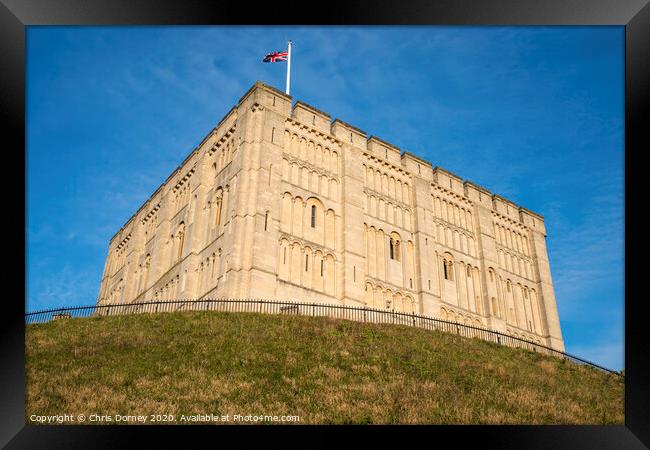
xmin=286 ymin=40 xmax=292 ymax=95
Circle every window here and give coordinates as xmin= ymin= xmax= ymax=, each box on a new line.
xmin=467 ymin=266 xmax=472 ymax=277
xmin=320 ymin=260 xmax=324 ymax=276
xmin=311 ymin=205 xmax=316 ymax=228
xmin=389 ymin=238 xmax=400 ymax=261
xmin=177 ymin=224 xmax=185 ymax=261
xmin=264 ymin=211 xmax=268 ymax=231
xmin=141 ymin=254 xmax=151 ymax=292
xmin=442 ymin=259 xmax=454 ymax=281
xmin=305 ymin=254 xmax=309 ymax=271
xmin=215 ymin=196 xmax=223 ymax=226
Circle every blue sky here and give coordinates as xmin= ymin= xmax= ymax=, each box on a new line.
xmin=26 ymin=26 xmax=624 ymax=370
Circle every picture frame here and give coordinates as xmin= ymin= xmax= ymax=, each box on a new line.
xmin=4 ymin=0 xmax=647 ymax=447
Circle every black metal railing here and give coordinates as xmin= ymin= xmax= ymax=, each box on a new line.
xmin=25 ymin=298 xmax=622 ymax=377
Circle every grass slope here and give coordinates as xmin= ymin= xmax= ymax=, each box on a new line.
xmin=26 ymin=311 xmax=623 ymax=424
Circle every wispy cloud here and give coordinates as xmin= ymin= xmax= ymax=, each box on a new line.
xmin=571 ymin=342 xmax=624 ymax=372
xmin=26 ymin=265 xmax=101 ymax=312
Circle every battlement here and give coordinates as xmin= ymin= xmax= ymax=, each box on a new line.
xmin=292 ymin=101 xmax=331 ymax=135
xmin=367 ymin=136 xmax=401 ymax=166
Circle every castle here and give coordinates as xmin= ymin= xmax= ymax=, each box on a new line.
xmin=96 ymin=81 xmax=565 ymax=351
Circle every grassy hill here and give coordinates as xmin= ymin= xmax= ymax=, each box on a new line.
xmin=26 ymin=311 xmax=623 ymax=424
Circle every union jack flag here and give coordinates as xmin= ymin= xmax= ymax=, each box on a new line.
xmin=263 ymin=51 xmax=288 ymax=63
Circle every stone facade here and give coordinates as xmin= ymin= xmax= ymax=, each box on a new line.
xmin=96 ymin=81 xmax=565 ymax=351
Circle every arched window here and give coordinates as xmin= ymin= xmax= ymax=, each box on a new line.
xmin=141 ymin=254 xmax=151 ymax=292
xmin=176 ymin=223 xmax=185 ymax=261
xmin=389 ymin=233 xmax=401 ymax=261
xmin=214 ymin=188 xmax=223 ymax=227
xmin=467 ymin=266 xmax=472 ymax=277
xmin=443 ymin=258 xmax=454 ymax=281
xmin=389 ymin=238 xmax=399 ymax=260
xmin=311 ymin=204 xmax=316 ymax=228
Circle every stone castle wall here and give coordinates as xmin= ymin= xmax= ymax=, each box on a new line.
xmin=97 ymin=81 xmax=565 ymax=351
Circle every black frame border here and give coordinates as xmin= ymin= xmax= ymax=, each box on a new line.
xmin=3 ymin=0 xmax=648 ymax=448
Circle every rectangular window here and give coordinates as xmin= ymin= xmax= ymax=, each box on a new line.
xmin=311 ymin=205 xmax=316 ymax=228
xmin=305 ymin=254 xmax=309 ymax=271
xmin=320 ymin=260 xmax=324 ymax=276
xmin=264 ymin=212 xmax=268 ymax=231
